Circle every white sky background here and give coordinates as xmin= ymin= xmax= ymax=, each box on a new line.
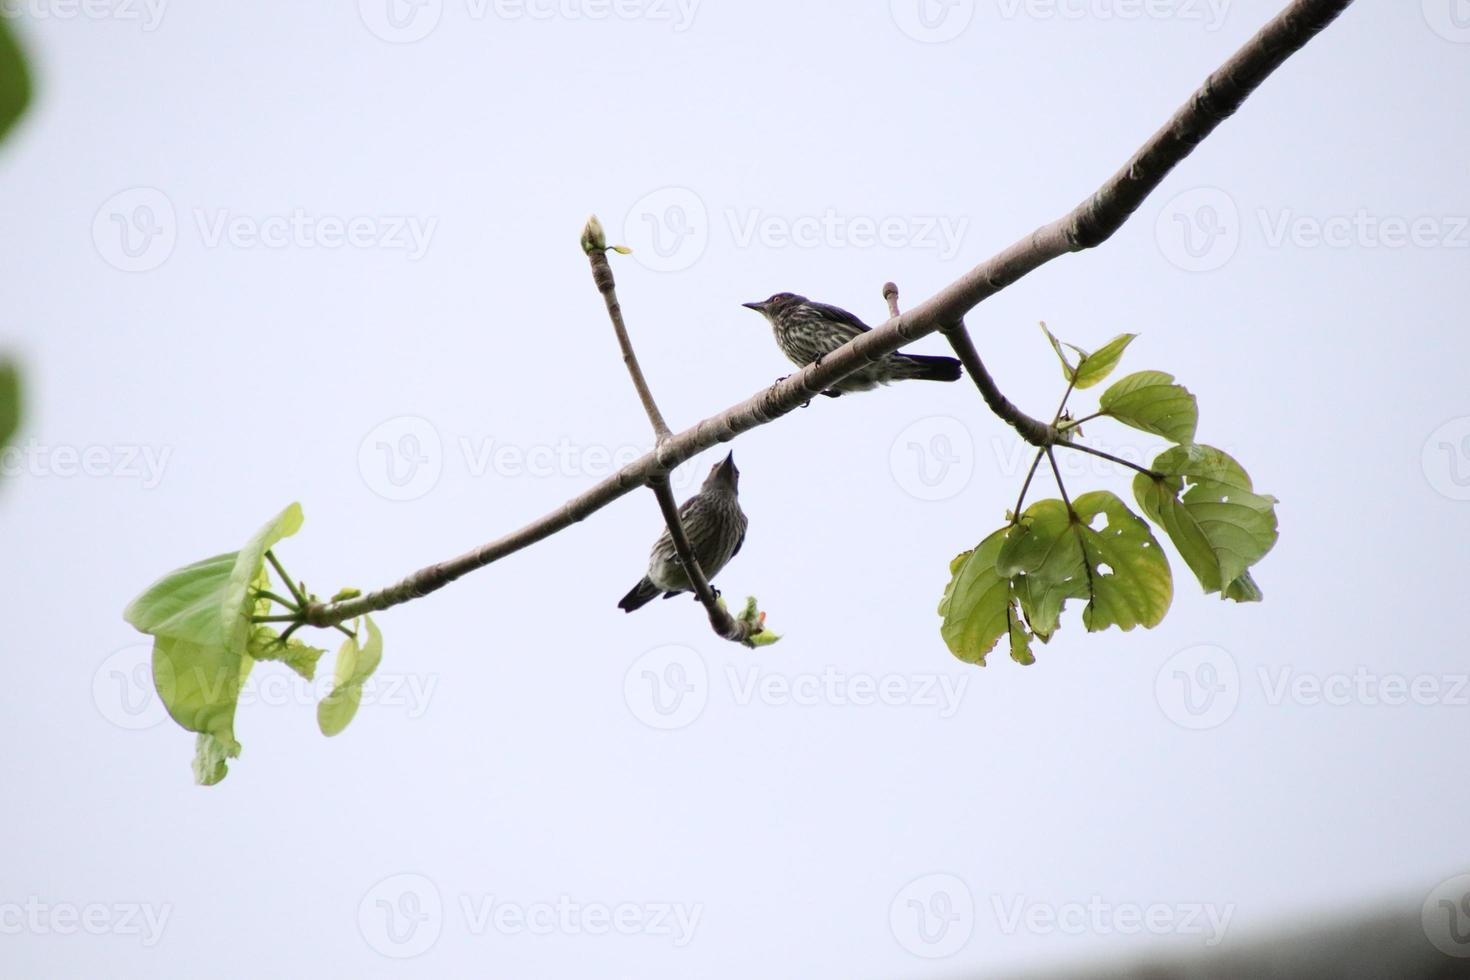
xmin=2 ymin=0 xmax=1468 ymax=976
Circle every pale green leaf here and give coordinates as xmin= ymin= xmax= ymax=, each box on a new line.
xmin=318 ymin=616 xmax=383 ymax=737
xmin=123 ymin=503 xmax=305 ymax=783
xmin=1098 ymin=371 xmax=1198 ymax=444
xmin=1133 ymin=444 xmax=1278 ymax=600
xmin=1072 ymin=333 xmax=1137 ymax=390
xmin=248 ymin=626 xmax=327 ymax=682
xmin=192 ymin=732 xmax=238 ymax=787
xmin=1040 ymin=322 xmax=1076 ymax=380
xmin=123 ymin=503 xmax=304 ymax=647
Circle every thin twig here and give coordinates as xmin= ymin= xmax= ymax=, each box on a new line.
xmin=940 ymin=319 xmax=1056 ymax=447
xmin=584 ymin=220 xmax=756 ymax=646
xmin=649 ymin=477 xmax=752 ymax=646
xmin=583 ymin=219 xmax=672 ymax=444
xmin=303 ymin=0 xmax=1354 ymax=629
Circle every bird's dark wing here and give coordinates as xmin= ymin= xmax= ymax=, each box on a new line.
xmin=805 ymin=301 xmax=872 ymax=334
xmin=730 ymin=526 xmax=746 ymax=560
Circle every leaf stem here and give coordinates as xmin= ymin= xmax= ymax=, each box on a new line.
xmin=253 ymin=590 xmax=300 ymax=611
xmin=1057 ymin=411 xmax=1105 ymax=432
xmin=1012 ymin=449 xmax=1045 ymax=522
xmin=265 ymin=550 xmax=307 ymax=608
xmin=1046 ymin=447 xmax=1075 ymax=517
xmin=1057 ymin=442 xmax=1162 ymax=479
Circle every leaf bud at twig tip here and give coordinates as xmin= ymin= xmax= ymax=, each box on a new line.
xmin=581 ymin=215 xmax=607 ymax=254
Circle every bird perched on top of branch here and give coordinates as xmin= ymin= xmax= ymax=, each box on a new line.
xmin=618 ymin=452 xmax=748 ymax=613
xmin=742 ymin=292 xmax=963 ymax=397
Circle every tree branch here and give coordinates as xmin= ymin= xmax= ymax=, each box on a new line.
xmin=581 ymin=217 xmax=758 ymax=646
xmin=303 ymin=0 xmax=1354 ymax=630
xmin=582 ymin=218 xmax=672 ymax=445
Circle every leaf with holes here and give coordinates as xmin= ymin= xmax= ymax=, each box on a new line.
xmin=1098 ymin=371 xmax=1198 ymax=444
xmin=1003 ymin=493 xmax=1172 ymax=636
xmin=1133 ymin=444 xmax=1278 ymax=600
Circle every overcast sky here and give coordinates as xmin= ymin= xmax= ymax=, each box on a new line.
xmin=3 ymin=1 xmax=1468 ymax=976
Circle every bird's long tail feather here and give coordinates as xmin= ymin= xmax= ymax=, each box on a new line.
xmin=895 ymin=352 xmax=963 ymax=382
xmin=618 ymin=576 xmax=661 ymax=613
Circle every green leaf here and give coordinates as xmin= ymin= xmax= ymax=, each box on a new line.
xmin=1098 ymin=370 xmax=1198 ymax=444
xmin=0 ymin=20 xmax=30 ymax=144
xmin=610 ymin=245 xmax=633 ymax=255
xmin=123 ymin=503 xmax=305 ymax=782
xmin=192 ymin=732 xmax=238 ymax=787
xmin=123 ymin=503 xmax=304 ymax=647
xmin=939 ymin=535 xmax=1004 ymax=663
xmin=1072 ymin=333 xmax=1137 ymax=390
xmin=0 ymin=358 xmax=19 ymax=459
xmin=248 ymin=626 xmax=327 ymax=682
xmin=940 ymin=530 xmax=1034 ymax=665
xmin=1006 ymin=493 xmax=1172 ymax=636
xmin=735 ymin=596 xmax=780 ymax=646
xmin=1040 ymin=322 xmax=1076 ymax=380
xmin=318 ymin=617 xmax=383 ymax=737
xmin=1133 ymin=444 xmax=1278 ymax=600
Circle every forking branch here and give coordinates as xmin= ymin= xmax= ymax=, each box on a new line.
xmin=299 ymin=0 xmax=1355 ymax=632
xmin=582 ymin=218 xmax=762 ymax=646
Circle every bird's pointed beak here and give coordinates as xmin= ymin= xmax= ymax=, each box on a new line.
xmin=716 ymin=451 xmax=737 ymax=480
xmin=741 ymin=300 xmax=766 ymax=312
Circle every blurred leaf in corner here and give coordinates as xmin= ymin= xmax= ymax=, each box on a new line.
xmin=0 ymin=18 xmax=30 ymax=143
xmin=0 ymin=358 xmax=18 ymax=461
